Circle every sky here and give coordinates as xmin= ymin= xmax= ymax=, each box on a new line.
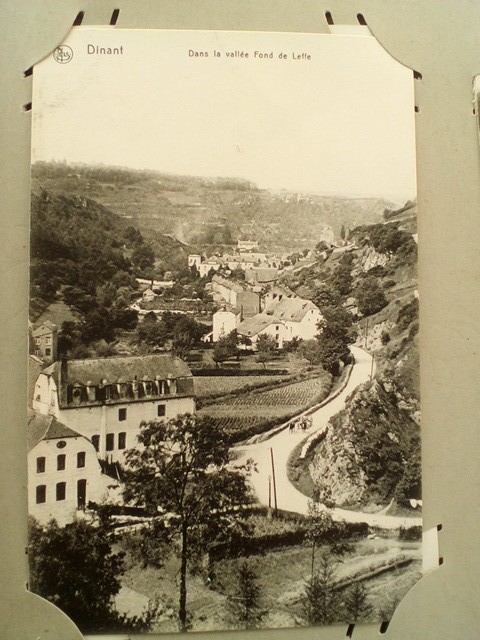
xmin=32 ymin=27 xmax=417 ymax=202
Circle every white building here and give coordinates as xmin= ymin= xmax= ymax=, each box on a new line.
xmin=28 ymin=411 xmax=119 ymax=526
xmin=264 ymin=297 xmax=323 ymax=342
xmin=212 ymin=309 xmax=240 ymax=342
xmin=237 ymin=239 xmax=258 ymax=252
xmin=32 ymin=354 xmax=195 ymax=464
xmin=199 ymin=257 xmax=223 ymax=278
xmin=188 ymin=254 xmax=202 ymax=269
xmin=142 ymin=287 xmax=156 ymax=302
xmin=237 ymin=314 xmax=286 ymax=349
xmin=32 ymin=320 xmax=58 ymax=363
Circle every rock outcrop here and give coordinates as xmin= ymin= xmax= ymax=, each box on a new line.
xmin=309 ymin=379 xmax=420 ymax=508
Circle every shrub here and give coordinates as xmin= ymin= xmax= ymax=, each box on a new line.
xmin=381 ymin=330 xmax=391 ymax=345
xmin=398 ymin=525 xmax=422 ymax=541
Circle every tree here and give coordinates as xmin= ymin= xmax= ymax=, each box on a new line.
xmin=328 ymin=260 xmax=353 ymax=298
xmin=135 ymin=318 xmax=170 ymax=348
xmin=131 ymin=244 xmax=155 ymax=271
xmin=297 ymin=339 xmax=324 ymax=365
xmin=122 ymin=414 xmax=252 ymax=632
xmin=302 ymin=554 xmax=341 ymax=626
xmin=255 ymin=334 xmax=277 ymax=368
xmin=28 ymin=518 xmax=155 ymax=633
xmin=226 ymin=559 xmax=266 ymax=629
xmin=316 ymin=306 xmax=356 ymax=375
xmin=312 ymin=284 xmax=341 ymax=309
xmin=213 ymin=331 xmax=239 ymax=366
xmin=172 ymin=315 xmax=206 ymax=358
xmin=343 ymin=581 xmax=373 ymax=622
xmin=355 ymin=277 xmax=388 ymax=316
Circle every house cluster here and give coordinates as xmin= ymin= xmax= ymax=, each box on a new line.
xmin=207 ymin=272 xmax=323 ymax=349
xmin=188 ymin=239 xmax=284 ymax=279
xmin=28 ymin=352 xmax=195 ymax=525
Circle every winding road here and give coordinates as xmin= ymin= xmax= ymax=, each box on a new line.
xmin=235 ymin=345 xmax=422 ymax=529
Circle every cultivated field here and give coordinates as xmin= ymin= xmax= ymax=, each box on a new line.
xmin=217 ymin=376 xmax=328 ymax=407
xmin=197 ymin=372 xmax=331 ymax=441
xmin=194 ymin=376 xmax=285 ymax=399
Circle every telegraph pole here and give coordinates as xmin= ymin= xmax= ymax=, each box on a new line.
xmin=370 ymin=352 xmax=375 ymax=381
xmin=270 ymin=447 xmax=278 ymax=513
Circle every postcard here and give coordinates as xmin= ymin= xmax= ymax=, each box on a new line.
xmin=28 ymin=26 xmax=421 ymax=634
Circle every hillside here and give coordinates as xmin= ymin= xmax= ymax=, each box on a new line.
xmin=285 ymin=201 xmax=420 ymax=509
xmin=309 ymin=379 xmax=421 ymax=509
xmin=31 ymin=162 xmax=394 ymax=253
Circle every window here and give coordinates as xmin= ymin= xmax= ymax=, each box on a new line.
xmin=91 ymin=435 xmax=99 ymax=452
xmin=106 ymin=433 xmax=114 ymax=451
xmin=118 ymin=432 xmax=126 ymax=450
xmin=45 ymin=336 xmax=52 ymax=345
xmin=56 ymin=482 xmax=66 ymax=501
xmin=36 ymin=485 xmax=46 ymax=504
xmin=118 ymin=408 xmax=127 ymax=421
xmin=36 ymin=457 xmax=46 ymax=473
xmin=77 ymin=452 xmax=86 ymax=468
xmin=35 ymin=337 xmax=40 ymax=345
xmin=157 ymin=404 xmax=166 ymax=417
xmin=45 ymin=348 xmax=51 ymax=357
xmin=57 ymin=454 xmax=66 ymax=471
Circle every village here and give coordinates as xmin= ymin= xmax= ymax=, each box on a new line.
xmin=27 ymin=179 xmax=421 ymax=633
xmin=27 ymin=237 xmax=339 ymax=525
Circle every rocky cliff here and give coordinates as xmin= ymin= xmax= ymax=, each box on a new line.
xmin=309 ymin=379 xmax=421 ymax=508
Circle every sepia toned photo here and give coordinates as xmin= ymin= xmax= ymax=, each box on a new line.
xmin=28 ymin=27 xmax=421 ymax=634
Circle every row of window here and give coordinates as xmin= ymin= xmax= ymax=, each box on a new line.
xmin=36 ymin=452 xmax=86 ymax=473
xmin=36 ymin=482 xmax=65 ymax=503
xmin=118 ymin=404 xmax=165 ymax=421
xmin=35 ymin=479 xmax=87 ymax=505
xmin=90 ymin=432 xmax=126 ymax=452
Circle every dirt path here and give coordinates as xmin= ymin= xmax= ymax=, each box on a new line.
xmin=235 ymin=346 xmax=422 ymax=530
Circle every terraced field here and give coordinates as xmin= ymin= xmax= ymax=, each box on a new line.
xmin=197 ymin=372 xmax=331 ymax=441
xmin=217 ymin=377 xmax=327 ymax=407
xmin=194 ymin=375 xmax=286 ymax=399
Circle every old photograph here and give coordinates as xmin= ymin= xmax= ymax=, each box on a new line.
xmin=28 ymin=27 xmax=421 ymax=634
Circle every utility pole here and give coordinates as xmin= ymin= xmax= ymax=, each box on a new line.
xmin=268 ymin=475 xmax=272 ymax=510
xmin=364 ymin=318 xmax=369 ymax=347
xmin=370 ymin=352 xmax=375 ymax=381
xmin=270 ymin=447 xmax=278 ymax=513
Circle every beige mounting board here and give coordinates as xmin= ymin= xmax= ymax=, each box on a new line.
xmin=0 ymin=1 xmax=479 ymax=639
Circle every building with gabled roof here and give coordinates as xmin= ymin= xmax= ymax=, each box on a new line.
xmin=264 ymin=297 xmax=323 ymax=342
xmin=237 ymin=314 xmax=286 ymax=349
xmin=28 ymin=411 xmax=119 ymax=525
xmin=211 ymin=274 xmax=260 ymax=318
xmin=32 ymin=320 xmax=58 ymax=363
xmin=32 ymin=354 xmax=195 ymax=463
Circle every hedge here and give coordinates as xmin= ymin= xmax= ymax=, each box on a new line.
xmin=193 ymin=368 xmax=289 ymax=377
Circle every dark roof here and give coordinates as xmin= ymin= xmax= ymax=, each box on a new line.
xmin=27 ymin=410 xmax=83 ymax=452
xmin=41 ymin=354 xmax=193 ymax=386
xmin=33 ymin=301 xmax=79 ymax=328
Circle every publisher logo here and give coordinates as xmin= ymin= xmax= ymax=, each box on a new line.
xmin=53 ymin=46 xmax=73 ymax=64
